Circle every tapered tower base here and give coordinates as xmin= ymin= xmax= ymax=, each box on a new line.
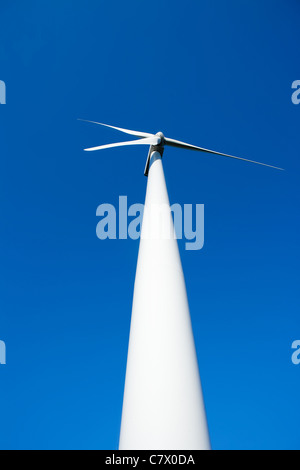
xmin=119 ymin=152 xmax=210 ymax=450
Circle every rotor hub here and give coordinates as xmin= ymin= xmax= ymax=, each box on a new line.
xmin=156 ymin=132 xmax=165 ymax=147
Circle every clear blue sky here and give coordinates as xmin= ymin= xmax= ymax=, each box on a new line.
xmin=0 ymin=0 xmax=299 ymax=450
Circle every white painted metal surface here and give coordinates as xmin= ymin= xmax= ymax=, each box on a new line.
xmin=119 ymin=151 xmax=211 ymax=450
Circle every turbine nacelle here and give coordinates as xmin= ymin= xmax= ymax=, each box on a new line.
xmin=78 ymin=119 xmax=284 ymax=176
xmin=144 ymin=132 xmax=166 ymax=176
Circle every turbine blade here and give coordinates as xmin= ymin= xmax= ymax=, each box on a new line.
xmin=165 ymin=137 xmax=284 ymax=171
xmin=78 ymin=119 xmax=154 ymax=138
xmin=84 ymin=136 xmax=160 ymax=152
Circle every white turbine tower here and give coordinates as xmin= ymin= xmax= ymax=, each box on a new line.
xmin=79 ymin=119 xmax=283 ymax=450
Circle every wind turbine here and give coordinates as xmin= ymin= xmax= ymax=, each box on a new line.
xmin=79 ymin=119 xmax=283 ymax=450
